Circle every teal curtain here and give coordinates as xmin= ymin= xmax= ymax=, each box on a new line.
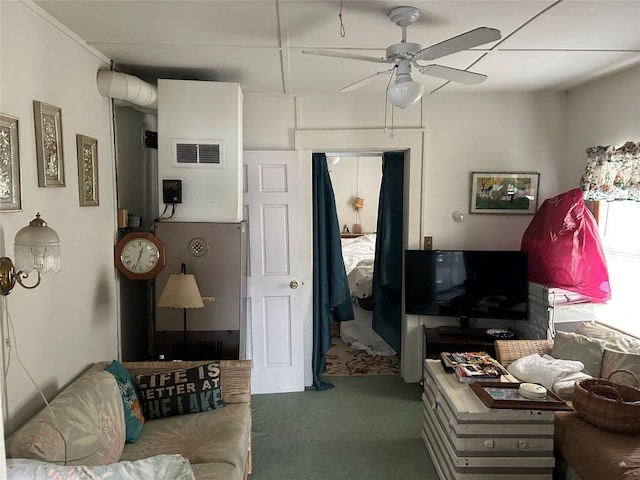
xmin=312 ymin=152 xmax=354 ymax=391
xmin=371 ymin=151 xmax=404 ymax=353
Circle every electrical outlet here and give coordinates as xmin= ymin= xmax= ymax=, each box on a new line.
xmin=423 ymin=236 xmax=433 ymax=250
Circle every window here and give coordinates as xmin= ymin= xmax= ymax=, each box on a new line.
xmin=595 ymin=201 xmax=640 ymax=336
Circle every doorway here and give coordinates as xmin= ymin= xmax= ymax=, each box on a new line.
xmin=324 ymin=152 xmax=401 ymax=377
xmin=296 ymin=128 xmax=426 ymax=385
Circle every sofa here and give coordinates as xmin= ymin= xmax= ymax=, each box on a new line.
xmin=495 ymin=322 xmax=640 ymax=480
xmin=6 ymin=360 xmax=252 ymax=480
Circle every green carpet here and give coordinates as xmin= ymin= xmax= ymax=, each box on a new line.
xmin=250 ymin=375 xmax=437 ymax=479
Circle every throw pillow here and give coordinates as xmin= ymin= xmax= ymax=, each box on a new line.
xmin=7 ymin=454 xmax=195 ymax=480
xmin=601 ymin=349 xmax=640 ymax=385
xmin=134 ymin=362 xmax=224 ymax=420
xmin=551 ymin=331 xmax=605 ymax=377
xmin=105 ymin=360 xmax=145 ymax=443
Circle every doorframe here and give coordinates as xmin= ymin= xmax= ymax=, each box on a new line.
xmin=295 ymin=128 xmax=426 ymax=384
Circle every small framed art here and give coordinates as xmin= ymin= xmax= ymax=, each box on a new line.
xmin=470 ymin=172 xmax=540 ymax=214
xmin=470 ymin=382 xmax=572 ymax=411
xmin=33 ymin=100 xmax=65 ymax=187
xmin=0 ymin=113 xmax=22 ymax=211
xmin=76 ymin=134 xmax=99 ymax=206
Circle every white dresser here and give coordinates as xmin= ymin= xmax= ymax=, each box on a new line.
xmin=422 ymin=359 xmax=555 ymax=480
xmin=519 ymin=282 xmax=598 ymax=340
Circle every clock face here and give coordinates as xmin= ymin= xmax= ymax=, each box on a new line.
xmin=115 ymin=232 xmax=166 ymax=280
xmin=120 ymin=239 xmax=160 ymax=274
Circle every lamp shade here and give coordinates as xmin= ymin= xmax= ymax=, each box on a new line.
xmin=387 ymin=79 xmax=424 ymax=109
xmin=353 ymin=197 xmax=364 ymax=210
xmin=158 ymin=273 xmax=204 ymax=309
xmin=14 ymin=213 xmax=60 ymax=274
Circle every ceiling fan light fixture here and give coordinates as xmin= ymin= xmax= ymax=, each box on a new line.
xmin=387 ymin=78 xmax=424 ymax=109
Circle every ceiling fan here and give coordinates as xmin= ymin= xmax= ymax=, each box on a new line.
xmin=302 ymin=6 xmax=501 ymax=108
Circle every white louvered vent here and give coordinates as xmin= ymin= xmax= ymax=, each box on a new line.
xmin=172 ymin=139 xmax=224 ymax=168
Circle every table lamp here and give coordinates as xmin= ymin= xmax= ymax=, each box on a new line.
xmin=157 ymin=263 xmax=204 ymax=359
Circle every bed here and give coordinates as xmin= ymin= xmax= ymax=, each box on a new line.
xmin=339 ymin=234 xmax=397 ymax=357
xmin=341 ymin=233 xmax=376 ymax=300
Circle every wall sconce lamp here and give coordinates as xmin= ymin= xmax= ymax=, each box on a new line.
xmin=157 ymin=263 xmax=205 ymax=360
xmin=0 ymin=213 xmax=61 ymax=296
xmin=452 ymin=210 xmax=465 ymax=223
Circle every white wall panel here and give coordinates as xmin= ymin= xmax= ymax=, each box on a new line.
xmin=158 ymin=79 xmax=243 ymax=222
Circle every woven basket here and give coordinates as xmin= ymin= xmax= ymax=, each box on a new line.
xmin=573 ymin=369 xmax=640 ymax=433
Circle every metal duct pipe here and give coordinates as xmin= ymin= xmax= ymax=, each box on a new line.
xmin=97 ymin=70 xmax=158 ymax=110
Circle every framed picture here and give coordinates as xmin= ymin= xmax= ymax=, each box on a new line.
xmin=33 ymin=100 xmax=65 ymax=187
xmin=0 ymin=113 xmax=22 ymax=212
xmin=470 ymin=172 xmax=540 ymax=214
xmin=76 ymin=134 xmax=99 ymax=206
xmin=470 ymin=382 xmax=572 ymax=411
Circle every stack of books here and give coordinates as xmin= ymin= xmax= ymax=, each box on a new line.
xmin=440 ymin=351 xmax=508 ymax=383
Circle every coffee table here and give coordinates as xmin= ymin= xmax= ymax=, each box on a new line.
xmin=422 ymin=359 xmax=556 ymax=480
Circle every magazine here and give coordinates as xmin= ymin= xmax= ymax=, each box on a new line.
xmin=453 ymin=363 xmax=503 ymax=383
xmin=440 ymin=351 xmax=507 ymax=374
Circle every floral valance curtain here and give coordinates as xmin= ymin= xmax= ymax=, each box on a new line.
xmin=580 ymin=141 xmax=640 ymax=201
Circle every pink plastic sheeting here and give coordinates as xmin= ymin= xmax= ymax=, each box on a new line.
xmin=521 ymin=188 xmax=611 ymax=302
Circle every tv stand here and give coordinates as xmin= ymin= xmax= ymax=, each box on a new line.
xmin=423 ymin=325 xmax=518 ymax=361
xmin=436 ymin=325 xmax=489 ymax=338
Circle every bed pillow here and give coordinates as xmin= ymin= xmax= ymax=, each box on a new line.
xmin=106 ymin=360 xmax=145 ymax=442
xmin=7 ymin=454 xmax=194 ymax=480
xmin=134 ymin=362 xmax=223 ymax=420
xmin=551 ymin=331 xmax=605 ymax=377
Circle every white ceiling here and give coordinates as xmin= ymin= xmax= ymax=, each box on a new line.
xmin=34 ymin=0 xmax=640 ymax=95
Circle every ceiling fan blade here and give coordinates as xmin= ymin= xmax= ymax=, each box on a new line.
xmin=416 ymin=64 xmax=487 ymax=85
xmin=302 ymin=49 xmax=390 ymax=64
xmin=339 ymin=69 xmax=394 ymax=92
xmin=415 ymin=27 xmax=501 ymax=61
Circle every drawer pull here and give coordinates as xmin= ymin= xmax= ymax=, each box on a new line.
xmin=483 ymin=439 xmax=494 ymax=449
xmin=517 ymin=440 xmax=529 ymax=449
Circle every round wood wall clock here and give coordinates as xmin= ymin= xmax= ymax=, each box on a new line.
xmin=115 ymin=231 xmax=166 ymax=280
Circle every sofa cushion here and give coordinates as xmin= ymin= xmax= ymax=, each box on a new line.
xmin=106 ymin=360 xmax=145 ymax=442
xmin=576 ymin=322 xmax=640 ymax=354
xmin=190 ymin=462 xmax=244 ymax=480
xmin=601 ymin=349 xmax=640 ymax=385
xmin=551 ymin=330 xmax=605 ymax=377
xmin=120 ymin=403 xmax=250 ymax=478
xmin=6 ymin=454 xmax=195 ymax=480
xmin=6 ymin=369 xmax=125 ymax=465
xmin=554 ymin=411 xmax=640 ymax=480
xmin=134 ymin=362 xmax=223 ymax=420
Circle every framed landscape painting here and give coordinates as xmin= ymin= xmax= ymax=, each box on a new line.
xmin=470 ymin=172 xmax=540 ymax=214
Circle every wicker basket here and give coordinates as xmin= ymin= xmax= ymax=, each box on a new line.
xmin=573 ymin=369 xmax=640 ymax=433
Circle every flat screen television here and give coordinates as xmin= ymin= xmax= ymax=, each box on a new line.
xmin=404 ymin=250 xmax=528 ymax=335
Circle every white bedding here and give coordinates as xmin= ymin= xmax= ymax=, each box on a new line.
xmin=340 ymin=300 xmax=396 ymax=356
xmin=341 ymin=234 xmax=376 ymax=299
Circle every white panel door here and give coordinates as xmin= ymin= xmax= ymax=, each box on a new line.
xmin=244 ymin=151 xmax=304 ymax=394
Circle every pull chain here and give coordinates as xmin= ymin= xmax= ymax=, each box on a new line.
xmin=338 ymin=0 xmax=346 ymax=37
xmin=384 ymin=67 xmax=396 ymax=139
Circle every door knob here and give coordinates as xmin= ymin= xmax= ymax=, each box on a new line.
xmin=290 ymin=280 xmax=299 ymax=289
